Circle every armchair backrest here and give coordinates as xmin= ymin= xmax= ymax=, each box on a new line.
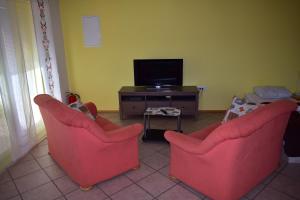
xmin=198 ymin=100 xmax=297 ymax=154
xmin=34 ymin=94 xmax=107 ymax=141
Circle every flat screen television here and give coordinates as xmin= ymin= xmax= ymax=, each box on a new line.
xmin=134 ymin=59 xmax=183 ymax=87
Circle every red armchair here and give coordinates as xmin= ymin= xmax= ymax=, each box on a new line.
xmin=34 ymin=94 xmax=143 ymax=189
xmin=165 ymin=100 xmax=296 ymax=200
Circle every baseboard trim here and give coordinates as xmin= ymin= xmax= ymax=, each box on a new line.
xmin=199 ymin=110 xmax=226 ymax=113
xmin=98 ymin=110 xmax=226 ymax=113
xmin=98 ymin=110 xmax=119 ymax=113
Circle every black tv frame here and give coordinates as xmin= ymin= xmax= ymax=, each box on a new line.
xmin=133 ymin=59 xmax=183 ymax=88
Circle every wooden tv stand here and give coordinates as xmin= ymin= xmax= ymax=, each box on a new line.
xmin=119 ymin=86 xmax=199 ymax=119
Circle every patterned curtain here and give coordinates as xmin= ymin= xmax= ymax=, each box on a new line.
xmin=37 ymin=0 xmax=55 ymax=96
xmin=31 ymin=0 xmax=62 ymax=100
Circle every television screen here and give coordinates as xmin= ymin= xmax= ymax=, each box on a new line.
xmin=134 ymin=59 xmax=183 ymax=87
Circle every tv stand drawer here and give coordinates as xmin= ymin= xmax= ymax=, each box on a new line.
xmin=171 ymin=101 xmax=197 ymax=115
xmin=146 ymin=101 xmax=170 ymax=108
xmin=119 ymin=86 xmax=199 ymax=119
xmin=121 ymin=102 xmax=145 ymax=115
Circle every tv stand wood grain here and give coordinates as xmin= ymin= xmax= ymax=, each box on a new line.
xmin=118 ymin=86 xmax=199 ymax=119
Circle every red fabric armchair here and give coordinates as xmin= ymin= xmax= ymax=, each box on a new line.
xmin=165 ymin=100 xmax=296 ymax=200
xmin=34 ymin=94 xmax=143 ymax=189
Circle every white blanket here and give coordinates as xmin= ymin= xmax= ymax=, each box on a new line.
xmin=245 ymin=93 xmax=300 ymax=112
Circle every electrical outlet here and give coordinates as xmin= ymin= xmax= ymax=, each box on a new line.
xmin=197 ymin=85 xmax=207 ymax=91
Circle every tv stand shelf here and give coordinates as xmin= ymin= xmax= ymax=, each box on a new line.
xmin=119 ymin=86 xmax=199 ymax=119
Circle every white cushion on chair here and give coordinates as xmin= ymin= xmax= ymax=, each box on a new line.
xmin=254 ymin=86 xmax=292 ymax=99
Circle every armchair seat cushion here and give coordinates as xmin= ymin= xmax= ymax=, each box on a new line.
xmin=189 ymin=123 xmax=221 ymax=140
xmin=95 ymin=116 xmax=120 ymax=131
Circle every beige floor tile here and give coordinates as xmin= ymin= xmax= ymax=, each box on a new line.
xmin=142 ymin=142 xmax=168 ymax=152
xmin=54 ymin=176 xmax=78 ymax=194
xmin=178 ymin=182 xmax=206 ymax=199
xmin=66 ymin=188 xmax=108 ymax=200
xmin=261 ymin=172 xmax=279 ymax=185
xmin=36 ymin=154 xmax=57 ymax=168
xmin=21 ymin=182 xmax=62 ymax=200
xmin=158 ymin=147 xmax=170 ymax=157
xmin=111 ymin=184 xmax=153 ymax=200
xmin=0 ymin=171 xmax=11 ymax=184
xmin=139 ymin=144 xmax=157 ymax=159
xmin=125 ymin=163 xmax=155 ymax=182
xmin=97 ymin=175 xmax=133 ymax=195
xmin=9 ymin=160 xmax=41 ymax=179
xmin=17 ymin=154 xmax=34 ymax=164
xmin=137 ymin=172 xmax=176 ymax=197
xmin=254 ymin=187 xmax=294 ymax=200
xmin=157 ymin=185 xmax=201 ymax=200
xmin=44 ymin=165 xmax=66 ymax=180
xmin=38 ymin=139 xmax=48 ymax=146
xmin=269 ymin=174 xmax=300 ymax=199
xmin=0 ymin=181 xmax=19 ymax=200
xmin=280 ymin=164 xmax=300 ymax=181
xmin=142 ymin=153 xmax=169 ymax=170
xmin=245 ymin=183 xmax=266 ymax=199
xmin=14 ymin=170 xmax=50 ymax=193
xmin=31 ymin=145 xmax=49 ymax=158
xmin=7 ymin=195 xmax=22 ymax=200
xmin=55 ymin=197 xmax=66 ymax=200
xmin=157 ymin=166 xmax=179 ymax=183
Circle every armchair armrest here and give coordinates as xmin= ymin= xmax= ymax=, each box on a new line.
xmin=103 ymin=123 xmax=143 ymax=143
xmin=164 ymin=131 xmax=203 ymax=154
xmin=84 ymin=102 xmax=98 ymax=117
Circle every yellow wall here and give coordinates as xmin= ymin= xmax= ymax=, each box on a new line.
xmin=59 ymin=0 xmax=300 ymax=110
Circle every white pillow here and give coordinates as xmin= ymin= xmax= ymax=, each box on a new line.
xmin=254 ymin=86 xmax=291 ymax=99
xmin=69 ymin=101 xmax=96 ymax=120
xmin=223 ymin=97 xmax=258 ymax=123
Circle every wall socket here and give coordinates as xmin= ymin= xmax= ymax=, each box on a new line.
xmin=197 ymin=85 xmax=207 ymax=91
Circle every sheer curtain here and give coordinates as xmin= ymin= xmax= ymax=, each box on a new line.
xmin=0 ymin=0 xmax=63 ymax=172
xmin=0 ymin=44 xmax=11 ymax=171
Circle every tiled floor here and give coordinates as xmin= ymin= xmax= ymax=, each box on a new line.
xmin=0 ymin=112 xmax=299 ymax=200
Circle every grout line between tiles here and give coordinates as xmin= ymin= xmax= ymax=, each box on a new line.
xmin=6 ymin=166 xmax=25 ymax=200
xmin=8 ymin=157 xmax=43 ymax=180
xmin=247 ymin=184 xmax=268 ymax=200
xmin=51 ymin=176 xmax=78 ymax=199
xmin=125 ymin=167 xmax=157 ymax=183
xmin=102 ymin=154 xmax=177 ymax=199
xmin=278 ymin=171 xmax=300 ymax=183
xmin=267 ymin=181 xmax=299 ymax=200
xmin=96 ymin=178 xmax=126 ymax=199
xmin=260 ymin=165 xmax=299 ymax=200
xmin=246 ymin=167 xmax=296 ymax=200
xmin=132 ymin=182 xmax=156 ymax=198
xmin=31 ymin=151 xmax=64 ymax=199
xmin=96 ymin=185 xmax=112 ymax=200
xmin=140 ymin=160 xmax=169 ymax=174
xmin=10 ymin=168 xmax=42 ymax=181
xmin=154 ymin=183 xmax=181 ymax=199
xmin=131 ymin=159 xmax=181 ymax=198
